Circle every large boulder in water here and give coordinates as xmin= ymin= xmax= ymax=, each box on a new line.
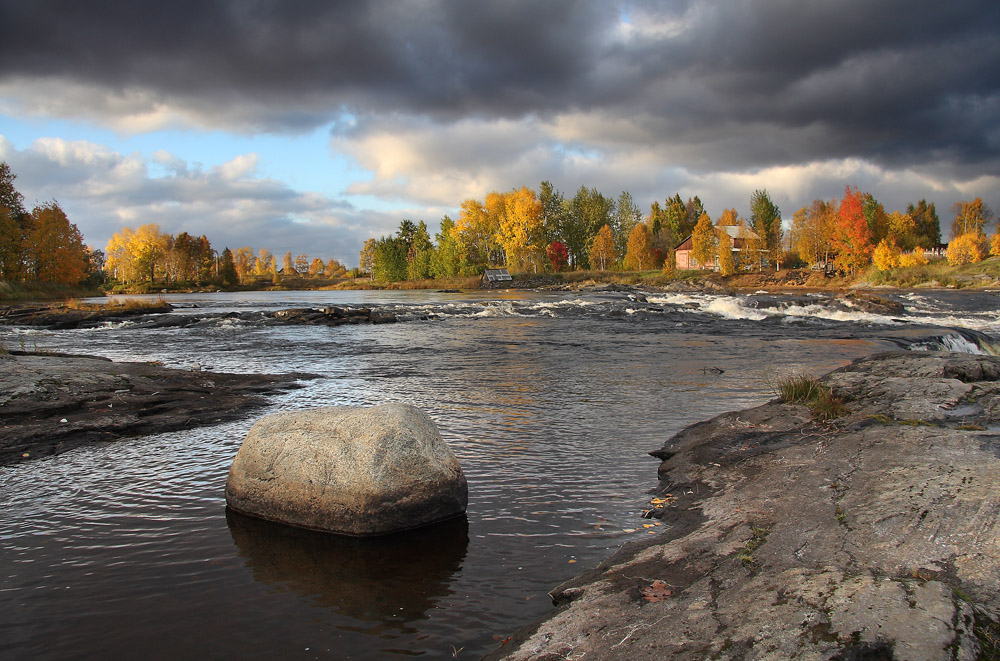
xmin=225 ymin=403 xmax=468 ymax=536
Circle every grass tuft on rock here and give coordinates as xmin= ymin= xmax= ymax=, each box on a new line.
xmin=776 ymin=374 xmax=849 ymax=421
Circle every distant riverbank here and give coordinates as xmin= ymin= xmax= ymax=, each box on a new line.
xmin=4 ymin=258 xmax=999 ymax=303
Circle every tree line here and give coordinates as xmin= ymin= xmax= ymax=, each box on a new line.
xmin=103 ymin=223 xmax=350 ymax=287
xmin=2 ymin=159 xmax=997 ymax=289
xmin=361 ymin=180 xmax=996 ymax=281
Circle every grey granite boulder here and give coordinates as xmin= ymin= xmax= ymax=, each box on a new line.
xmin=225 ymin=403 xmax=467 ymax=535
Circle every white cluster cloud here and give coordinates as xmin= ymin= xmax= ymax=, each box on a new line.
xmin=0 ymin=136 xmax=385 ymax=264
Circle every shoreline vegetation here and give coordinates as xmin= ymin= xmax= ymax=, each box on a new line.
xmin=3 ymin=256 xmax=1000 ymax=304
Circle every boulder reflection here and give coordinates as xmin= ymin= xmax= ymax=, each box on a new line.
xmin=226 ymin=509 xmax=468 ymax=631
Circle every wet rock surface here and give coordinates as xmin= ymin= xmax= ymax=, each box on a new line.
xmin=0 ymin=351 xmax=314 ymax=466
xmin=0 ymin=302 xmax=399 ymax=329
xmin=225 ymin=403 xmax=468 ymax=536
xmin=490 ymin=351 xmax=1000 ymax=660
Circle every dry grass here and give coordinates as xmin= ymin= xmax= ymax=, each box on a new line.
xmin=775 ymin=374 xmax=849 ymax=421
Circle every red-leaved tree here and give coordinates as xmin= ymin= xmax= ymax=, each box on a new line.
xmin=546 ymin=241 xmax=569 ymax=272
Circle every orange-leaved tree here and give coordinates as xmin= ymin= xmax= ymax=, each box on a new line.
xmin=831 ymin=186 xmax=873 ymax=274
xmin=26 ymin=202 xmax=89 ymax=284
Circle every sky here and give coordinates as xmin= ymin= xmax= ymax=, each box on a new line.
xmin=0 ymin=0 xmax=998 ymax=266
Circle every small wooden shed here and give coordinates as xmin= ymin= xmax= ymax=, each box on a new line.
xmin=481 ymin=268 xmax=513 ymax=286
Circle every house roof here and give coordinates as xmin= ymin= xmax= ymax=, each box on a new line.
xmin=675 ymin=224 xmax=762 ymax=251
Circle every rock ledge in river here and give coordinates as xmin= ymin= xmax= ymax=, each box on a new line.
xmin=225 ymin=403 xmax=468 ymax=536
xmin=491 ymin=351 xmax=1000 ymax=660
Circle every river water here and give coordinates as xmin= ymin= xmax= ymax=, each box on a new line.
xmin=2 ymin=288 xmax=998 ymax=659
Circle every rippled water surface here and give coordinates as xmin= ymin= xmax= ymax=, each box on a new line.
xmin=2 ymin=288 xmax=998 ymax=659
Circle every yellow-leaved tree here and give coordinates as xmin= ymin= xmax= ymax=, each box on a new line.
xmin=691 ymin=212 xmax=717 ymax=269
xmin=497 ymin=187 xmax=542 ymax=272
xmin=589 ymin=224 xmax=617 ymax=271
xmin=718 ymin=237 xmax=736 ymax=275
xmin=947 ymin=233 xmax=987 ymax=266
xmin=452 ymin=198 xmax=499 ymax=267
xmin=872 ymin=239 xmax=901 ymax=271
xmin=234 ymin=247 xmax=256 ymax=283
xmin=104 ymin=223 xmax=171 ymax=283
xmin=623 ymin=223 xmax=654 ymax=271
xmin=899 ymin=247 xmax=929 ymax=268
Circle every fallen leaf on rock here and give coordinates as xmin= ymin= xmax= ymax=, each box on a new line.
xmin=641 ymin=580 xmax=672 ymax=602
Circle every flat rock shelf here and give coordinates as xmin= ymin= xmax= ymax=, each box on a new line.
xmin=490 ymin=351 xmax=1000 ymax=661
xmin=0 ymin=351 xmax=313 ymax=466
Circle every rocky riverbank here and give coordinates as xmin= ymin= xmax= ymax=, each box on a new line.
xmin=0 ymin=351 xmax=314 ymax=466
xmin=489 ymin=351 xmax=1000 ymax=660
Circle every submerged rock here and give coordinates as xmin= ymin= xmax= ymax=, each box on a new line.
xmin=491 ymin=351 xmax=1000 ymax=660
xmin=225 ymin=403 xmax=468 ymax=536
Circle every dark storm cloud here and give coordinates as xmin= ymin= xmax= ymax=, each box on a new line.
xmin=1 ymin=0 xmax=997 ymax=172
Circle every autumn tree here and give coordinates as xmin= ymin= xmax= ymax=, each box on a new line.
xmin=623 ymin=223 xmax=654 ymax=271
xmin=691 ymin=212 xmax=717 ymax=269
xmin=566 ymin=187 xmax=613 ymax=269
xmin=283 ymin=251 xmax=296 ymax=275
xmin=950 ymin=198 xmax=994 ymax=238
xmin=25 ymin=202 xmax=89 ymax=284
xmin=613 ymin=191 xmax=642 ymax=264
xmin=0 ymin=204 xmax=23 ymax=280
xmin=718 ymin=235 xmax=736 ymax=276
xmin=717 ymin=208 xmax=740 ymax=226
xmin=899 ymin=248 xmax=929 ymax=268
xmin=294 ymin=254 xmax=309 ymax=274
xmin=588 ymin=224 xmax=617 ymax=271
xmin=831 ymin=186 xmax=873 ymax=274
xmin=255 ymin=249 xmax=274 ymax=276
xmin=885 ymin=211 xmax=918 ymax=251
xmin=0 ymin=162 xmax=28 ymax=280
xmin=104 ymin=224 xmax=171 ymax=283
xmin=358 ymin=241 xmax=375 ymax=279
xmin=947 ymin=233 xmax=987 ymax=266
xmin=308 ymin=257 xmax=325 ymax=277
xmin=452 ymin=198 xmax=498 ymax=267
xmin=234 ymin=247 xmax=256 ymax=284
xmin=872 ymin=239 xmax=901 ymax=271
xmin=546 ymin=241 xmax=568 ymax=272
xmin=790 ymin=200 xmax=835 ymax=267
xmin=324 ymin=258 xmax=347 ymax=279
xmin=684 ymin=196 xmax=706 ymax=238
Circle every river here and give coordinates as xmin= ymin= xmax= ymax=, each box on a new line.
xmin=1 ymin=287 xmax=998 ymax=659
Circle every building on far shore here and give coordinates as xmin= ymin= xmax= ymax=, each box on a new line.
xmin=675 ymin=223 xmax=766 ymax=271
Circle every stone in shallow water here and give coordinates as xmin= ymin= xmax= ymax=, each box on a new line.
xmin=225 ymin=403 xmax=468 ymax=536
